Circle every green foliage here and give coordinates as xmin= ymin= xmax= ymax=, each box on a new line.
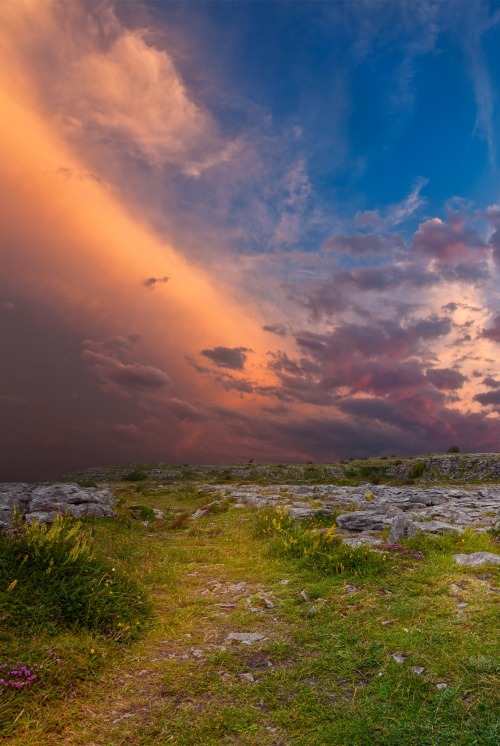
xmin=408 ymin=460 xmax=426 ymax=479
xmin=0 ymin=515 xmax=151 ymax=638
xmin=123 ymin=467 xmax=148 ymax=481
xmin=255 ymin=507 xmax=386 ymax=577
xmin=128 ymin=504 xmax=156 ymax=521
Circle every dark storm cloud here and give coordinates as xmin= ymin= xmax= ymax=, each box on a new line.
xmin=294 ymin=315 xmax=451 ymax=363
xmin=426 ymin=367 xmax=467 ymax=390
xmin=483 ymin=376 xmax=500 ymax=388
xmin=82 ymin=338 xmax=170 ymax=396
xmin=474 ymin=390 xmax=500 ymax=406
xmin=143 ymin=276 xmax=169 ymax=289
xmin=333 ymin=265 xmax=439 ymax=292
xmin=200 ymin=346 xmax=250 ymax=370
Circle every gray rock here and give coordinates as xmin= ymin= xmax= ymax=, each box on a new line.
xmin=412 ymin=520 xmax=461 ymax=534
xmin=453 ymin=552 xmax=500 ymax=567
xmin=388 ymin=514 xmax=418 ymax=542
xmin=226 ymin=633 xmax=266 ymax=645
xmin=341 ymin=536 xmax=384 ymax=548
xmin=336 ymin=511 xmax=393 ymax=532
xmin=191 ymin=509 xmax=210 ymax=519
xmin=0 ymin=482 xmax=115 ymax=528
xmin=391 ymin=653 xmax=408 ymax=664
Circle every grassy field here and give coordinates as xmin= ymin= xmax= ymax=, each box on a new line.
xmin=1 ymin=479 xmax=499 ymax=745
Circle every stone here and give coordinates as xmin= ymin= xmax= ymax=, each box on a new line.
xmin=336 ymin=511 xmax=392 ymax=532
xmin=412 ymin=520 xmax=460 ymax=534
xmin=238 ymin=672 xmax=255 ymax=682
xmin=452 ymin=552 xmax=500 ymax=567
xmin=341 ymin=536 xmax=384 ymax=548
xmin=436 ymin=683 xmax=448 ymax=690
xmin=388 ymin=514 xmax=418 ymax=542
xmin=226 ymin=633 xmax=266 ymax=645
xmin=391 ymin=653 xmax=408 ymax=664
xmin=411 ymin=666 xmax=425 ymax=675
xmin=0 ymin=482 xmax=115 ymax=528
xmin=191 ymin=509 xmax=210 ymax=519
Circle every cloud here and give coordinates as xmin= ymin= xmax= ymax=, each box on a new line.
xmin=387 ymin=177 xmax=428 ymax=226
xmin=354 ymin=209 xmax=383 ymax=229
xmin=0 ymin=301 xmax=15 ymax=312
xmin=323 ymin=232 xmax=405 ymax=256
xmin=262 ymin=324 xmax=287 ymax=336
xmin=481 ymin=315 xmax=500 ymax=342
xmin=413 ymin=216 xmax=485 ymax=262
xmin=474 ymin=390 xmax=500 ymax=406
xmin=200 ymin=346 xmax=250 ymax=370
xmin=426 ymin=367 xmax=467 ymax=390
xmin=143 ymin=276 xmax=169 ymax=289
xmin=483 ymin=376 xmax=500 ymax=388
xmin=82 ymin=337 xmax=170 ymax=397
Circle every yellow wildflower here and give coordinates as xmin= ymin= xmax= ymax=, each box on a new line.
xmin=7 ymin=579 xmax=18 ymax=591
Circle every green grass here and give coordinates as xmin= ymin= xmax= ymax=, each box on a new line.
xmin=1 ymin=480 xmax=499 ymax=744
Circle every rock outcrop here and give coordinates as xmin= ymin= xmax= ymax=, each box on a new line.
xmin=0 ymin=483 xmax=115 ymax=529
xmin=205 ymin=483 xmax=500 ymax=544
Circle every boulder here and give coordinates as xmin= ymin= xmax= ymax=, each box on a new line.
xmin=452 ymin=552 xmax=500 ymax=567
xmin=336 ymin=511 xmax=393 ymax=532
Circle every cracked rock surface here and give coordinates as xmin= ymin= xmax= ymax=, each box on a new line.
xmin=0 ymin=483 xmax=115 ymax=529
xmin=204 ymin=483 xmax=500 ymax=542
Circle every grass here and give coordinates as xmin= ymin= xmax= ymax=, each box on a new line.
xmin=1 ymin=479 xmax=499 ymax=744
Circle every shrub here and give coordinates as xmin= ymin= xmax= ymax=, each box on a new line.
xmin=128 ymin=504 xmax=156 ymax=522
xmin=0 ymin=515 xmax=151 ymax=639
xmin=123 ymin=467 xmax=148 ymax=481
xmin=408 ymin=460 xmax=426 ymax=479
xmin=446 ymin=445 xmax=461 ymax=454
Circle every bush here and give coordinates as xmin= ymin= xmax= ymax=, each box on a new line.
xmin=408 ymin=460 xmax=426 ymax=479
xmin=123 ymin=467 xmax=148 ymax=481
xmin=0 ymin=515 xmax=151 ymax=639
xmin=446 ymin=445 xmax=461 ymax=454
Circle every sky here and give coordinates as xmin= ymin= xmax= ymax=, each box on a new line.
xmin=2 ymin=0 xmax=500 ymax=481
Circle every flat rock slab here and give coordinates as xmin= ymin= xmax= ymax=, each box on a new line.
xmin=226 ymin=633 xmax=267 ymax=645
xmin=452 ymin=552 xmax=500 ymax=567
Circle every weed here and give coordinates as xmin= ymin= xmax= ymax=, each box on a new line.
xmin=255 ymin=507 xmax=386 ymax=577
xmin=0 ymin=515 xmax=151 ymax=638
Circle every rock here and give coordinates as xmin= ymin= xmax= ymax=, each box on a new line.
xmin=341 ymin=535 xmax=384 ymax=548
xmin=0 ymin=482 xmax=115 ymax=528
xmin=391 ymin=653 xmax=408 ymax=664
xmin=411 ymin=666 xmax=425 ymax=675
xmin=412 ymin=520 xmax=460 ymax=534
xmin=239 ymin=672 xmax=255 ymax=682
xmin=152 ymin=509 xmax=164 ymax=519
xmin=289 ymin=507 xmax=321 ymax=519
xmin=191 ymin=509 xmax=210 ymax=519
xmin=226 ymin=633 xmax=266 ymax=645
xmin=436 ymin=683 xmax=448 ymax=690
xmin=452 ymin=552 xmax=500 ymax=567
xmin=388 ymin=514 xmax=418 ymax=542
xmin=336 ymin=511 xmax=392 ymax=532
xmin=408 ymin=494 xmax=445 ymax=506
